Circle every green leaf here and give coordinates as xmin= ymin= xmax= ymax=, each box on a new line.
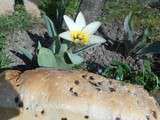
xmin=102 ymin=66 xmax=114 ymax=77
xmin=37 ymin=47 xmax=57 ymax=67
xmin=53 ymin=36 xmax=61 ymax=54
xmin=73 ymin=44 xmax=97 ymax=54
xmin=43 ymin=14 xmax=57 ymax=37
xmin=115 ymin=65 xmax=124 ymax=80
xmin=59 ymin=43 xmax=68 ymax=54
xmin=55 ymin=55 xmax=73 ymax=69
xmin=131 ymin=28 xmax=150 ymax=55
xmin=19 ymin=47 xmax=33 ymax=60
xmin=38 ymin=41 xmax=42 ymax=50
xmin=66 ymin=52 xmax=84 ymax=65
xmin=138 ymin=42 xmax=160 ymax=55
xmin=143 ymin=28 xmax=151 ymax=38
xmin=124 ymin=12 xmax=134 ymax=42
xmin=121 ymin=63 xmax=131 ymax=73
xmin=143 ymin=60 xmax=152 ymax=73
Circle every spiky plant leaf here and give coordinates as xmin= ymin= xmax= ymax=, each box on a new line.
xmin=66 ymin=52 xmax=84 ymax=65
xmin=115 ymin=65 xmax=124 ymax=81
xmin=55 ymin=55 xmax=73 ymax=69
xmin=124 ymin=12 xmax=134 ymax=42
xmin=130 ymin=28 xmax=150 ymax=55
xmin=43 ymin=15 xmax=61 ymax=54
xmin=19 ymin=47 xmax=33 ymax=61
xmin=53 ymin=36 xmax=61 ymax=54
xmin=38 ymin=41 xmax=42 ymax=50
xmin=43 ymin=14 xmax=57 ymax=37
xmin=138 ymin=41 xmax=160 ymax=54
xmin=59 ymin=43 xmax=68 ymax=54
xmin=73 ymin=44 xmax=97 ymax=54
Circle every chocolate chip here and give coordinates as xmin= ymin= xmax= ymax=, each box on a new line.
xmin=146 ymin=115 xmax=150 ymax=120
xmin=69 ymin=87 xmax=78 ymax=97
xmin=74 ymin=80 xmax=80 ymax=85
xmin=89 ymin=81 xmax=98 ymax=87
xmin=16 ymin=84 xmax=20 ymax=87
xmin=69 ymin=87 xmax=73 ymax=92
xmin=89 ymin=76 xmax=94 ymax=80
xmin=41 ymin=110 xmax=45 ymax=114
xmin=109 ymin=87 xmax=116 ymax=92
xmin=18 ymin=101 xmax=23 ymax=108
xmin=152 ymin=111 xmax=157 ymax=119
xmin=82 ymin=74 xmax=87 ymax=79
xmin=14 ymin=96 xmax=19 ymax=103
xmin=96 ymin=88 xmax=101 ymax=91
xmin=61 ymin=117 xmax=67 ymax=120
xmin=74 ymin=92 xmax=78 ymax=96
xmin=14 ymin=96 xmax=24 ymax=108
xmin=84 ymin=115 xmax=89 ymax=119
xmin=115 ymin=117 xmax=121 ymax=120
xmin=97 ymin=82 xmax=102 ymax=85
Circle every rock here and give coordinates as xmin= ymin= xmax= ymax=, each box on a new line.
xmin=0 ymin=0 xmax=41 ymax=17
xmin=82 ymin=45 xmax=123 ymax=66
xmin=5 ymin=23 xmax=48 ymax=67
xmin=23 ymin=0 xmax=41 ymax=18
xmin=80 ymin=0 xmax=105 ymax=23
xmin=0 ymin=69 xmax=160 ymax=120
xmin=0 ymin=0 xmax=15 ymax=16
xmin=79 ymin=0 xmax=124 ymax=66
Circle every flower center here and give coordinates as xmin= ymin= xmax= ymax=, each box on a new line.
xmin=71 ymin=31 xmax=89 ymax=44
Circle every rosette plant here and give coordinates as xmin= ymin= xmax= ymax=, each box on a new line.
xmin=19 ymin=12 xmax=106 ymax=69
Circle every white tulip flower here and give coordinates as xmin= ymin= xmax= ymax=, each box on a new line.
xmin=59 ymin=12 xmax=106 ymax=45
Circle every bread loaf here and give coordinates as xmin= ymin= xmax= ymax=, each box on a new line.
xmin=0 ymin=68 xmax=160 ymax=120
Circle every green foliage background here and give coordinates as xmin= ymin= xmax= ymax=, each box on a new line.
xmin=104 ymin=0 xmax=160 ymax=41
xmin=0 ymin=5 xmax=32 ymax=68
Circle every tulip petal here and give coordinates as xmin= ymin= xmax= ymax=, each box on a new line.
xmin=64 ymin=15 xmax=82 ymax=31
xmin=64 ymin=15 xmax=79 ymax=31
xmin=76 ymin=12 xmax=86 ymax=30
xmin=82 ymin=21 xmax=101 ymax=35
xmin=88 ymin=35 xmax=106 ymax=45
xmin=59 ymin=31 xmax=72 ymax=41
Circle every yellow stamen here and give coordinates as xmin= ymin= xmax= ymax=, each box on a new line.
xmin=70 ymin=31 xmax=89 ymax=44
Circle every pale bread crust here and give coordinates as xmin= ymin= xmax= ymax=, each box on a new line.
xmin=0 ymin=68 xmax=160 ymax=120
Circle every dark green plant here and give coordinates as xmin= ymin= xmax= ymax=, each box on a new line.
xmin=102 ymin=60 xmax=131 ymax=81
xmin=39 ymin=0 xmax=81 ymax=32
xmin=0 ymin=5 xmax=31 ymax=32
xmin=19 ymin=15 xmax=89 ymax=69
xmin=102 ymin=60 xmax=160 ymax=92
xmin=112 ymin=12 xmax=149 ymax=57
xmin=0 ymin=5 xmax=31 ymax=68
xmin=39 ymin=0 xmax=69 ymax=32
xmin=133 ymin=60 xmax=159 ymax=91
xmin=0 ymin=51 xmax=12 ymax=68
xmin=0 ymin=33 xmax=5 ymax=50
xmin=111 ymin=12 xmax=160 ymax=58
xmin=0 ymin=33 xmax=12 ymax=68
xmin=65 ymin=0 xmax=81 ymax=16
xmin=104 ymin=0 xmax=160 ymax=41
xmin=20 ymin=6 xmax=106 ymax=69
